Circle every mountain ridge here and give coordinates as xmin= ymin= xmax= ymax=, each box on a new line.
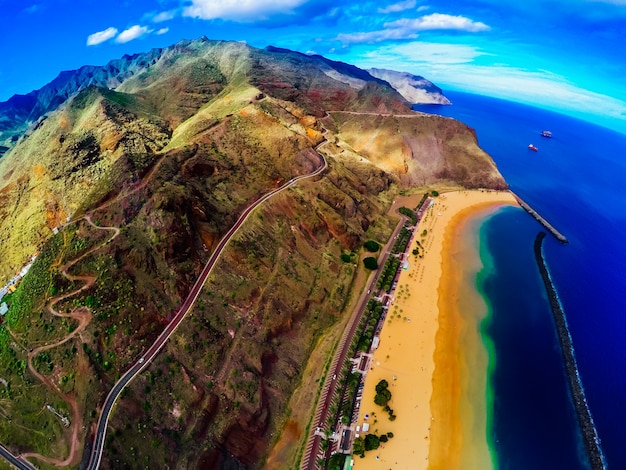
xmin=0 ymin=38 xmax=450 ymax=147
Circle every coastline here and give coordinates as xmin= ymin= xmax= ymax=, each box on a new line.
xmin=353 ymin=190 xmax=517 ymax=469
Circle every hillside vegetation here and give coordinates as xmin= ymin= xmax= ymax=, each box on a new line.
xmin=0 ymin=38 xmax=507 ymax=469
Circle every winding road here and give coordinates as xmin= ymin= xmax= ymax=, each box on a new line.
xmin=22 ymin=217 xmax=120 ymax=468
xmin=84 ymin=147 xmax=328 ymax=469
xmin=0 ymin=134 xmax=327 ymax=470
xmin=0 ymin=218 xmax=120 ymax=469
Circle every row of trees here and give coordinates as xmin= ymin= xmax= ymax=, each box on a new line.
xmin=392 ymin=225 xmax=413 ymax=254
xmin=354 ymin=299 xmax=384 ymax=353
xmin=376 ymin=256 xmax=400 ymax=292
xmin=398 ymin=206 xmax=417 ymax=225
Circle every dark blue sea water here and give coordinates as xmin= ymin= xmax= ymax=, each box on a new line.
xmin=416 ymin=92 xmax=626 ymax=469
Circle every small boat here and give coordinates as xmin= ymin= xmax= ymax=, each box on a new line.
xmin=528 ymin=144 xmax=538 ymax=151
xmin=541 ymin=130 xmax=552 ymax=138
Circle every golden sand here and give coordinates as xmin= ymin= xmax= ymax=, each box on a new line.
xmin=352 ymin=190 xmax=518 ymax=469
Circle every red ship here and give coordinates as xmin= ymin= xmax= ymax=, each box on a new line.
xmin=528 ymin=144 xmax=538 ymax=151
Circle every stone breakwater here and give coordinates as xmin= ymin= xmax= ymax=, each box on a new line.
xmin=534 ymin=232 xmax=605 ymax=470
xmin=513 ymin=193 xmax=568 ymax=243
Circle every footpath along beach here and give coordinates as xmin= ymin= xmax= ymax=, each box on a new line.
xmin=353 ymin=190 xmax=518 ymax=470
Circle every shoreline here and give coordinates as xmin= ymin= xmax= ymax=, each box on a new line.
xmin=352 ymin=190 xmax=518 ymax=469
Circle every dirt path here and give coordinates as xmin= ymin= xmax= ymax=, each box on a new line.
xmin=21 ymin=216 xmax=119 ymax=467
xmin=327 ymin=110 xmax=428 ymax=118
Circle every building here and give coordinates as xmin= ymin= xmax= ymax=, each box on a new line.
xmin=0 ymin=303 xmax=7 ymax=316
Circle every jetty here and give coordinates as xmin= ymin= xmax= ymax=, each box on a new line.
xmin=534 ymin=233 xmax=605 ymax=470
xmin=512 ymin=192 xmax=568 ymax=243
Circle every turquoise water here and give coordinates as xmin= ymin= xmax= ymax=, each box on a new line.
xmin=417 ymin=91 xmax=626 ymax=469
xmin=480 ymin=207 xmax=588 ymax=469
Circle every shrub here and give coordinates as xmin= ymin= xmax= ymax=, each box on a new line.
xmin=364 ymin=434 xmax=380 ymax=451
xmin=364 ymin=240 xmax=381 ymax=252
xmin=374 ymin=388 xmax=392 ymax=406
xmin=363 ymin=257 xmax=378 ymax=270
xmin=340 ymin=253 xmax=352 ymax=263
xmin=353 ymin=436 xmax=365 ymax=457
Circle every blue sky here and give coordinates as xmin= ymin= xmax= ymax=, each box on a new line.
xmin=1 ymin=0 xmax=625 ymax=133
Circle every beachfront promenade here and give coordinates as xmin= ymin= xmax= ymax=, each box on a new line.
xmin=302 ymin=195 xmax=431 ymax=469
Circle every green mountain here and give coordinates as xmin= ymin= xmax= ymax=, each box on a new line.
xmin=0 ymin=37 xmax=506 ymax=469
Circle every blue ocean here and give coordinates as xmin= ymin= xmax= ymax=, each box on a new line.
xmin=416 ymin=92 xmax=626 ymax=469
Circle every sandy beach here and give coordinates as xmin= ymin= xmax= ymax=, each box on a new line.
xmin=352 ymin=190 xmax=518 ymax=469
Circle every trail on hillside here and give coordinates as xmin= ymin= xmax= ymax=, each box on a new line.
xmin=20 ymin=216 xmax=119 ymax=467
xmin=327 ymin=110 xmax=427 ymax=118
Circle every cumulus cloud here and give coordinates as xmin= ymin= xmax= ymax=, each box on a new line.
xmin=86 ymin=27 xmax=118 ymax=46
xmin=183 ymin=0 xmax=308 ymax=22
xmin=156 ymin=27 xmax=169 ymax=35
xmin=115 ymin=25 xmax=153 ymax=43
xmin=378 ymin=0 xmax=416 ymax=13
xmin=336 ymin=13 xmax=489 ymax=44
xmin=386 ymin=14 xmax=490 ymax=32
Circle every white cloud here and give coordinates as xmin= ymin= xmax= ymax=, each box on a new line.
xmin=355 ymin=41 xmax=626 ymax=127
xmin=156 ymin=27 xmax=169 ymax=35
xmin=363 ymin=41 xmax=487 ymax=64
xmin=386 ymin=14 xmax=490 ymax=32
xmin=183 ymin=0 xmax=308 ymax=22
xmin=86 ymin=27 xmax=118 ymax=46
xmin=378 ymin=0 xmax=416 ymax=13
xmin=417 ymin=5 xmax=429 ymax=11
xmin=115 ymin=25 xmax=153 ymax=43
xmin=336 ymin=13 xmax=489 ymax=44
xmin=153 ymin=10 xmax=177 ymax=22
xmin=337 ymin=29 xmax=419 ymax=44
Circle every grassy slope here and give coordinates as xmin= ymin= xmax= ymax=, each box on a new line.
xmin=0 ymin=88 xmax=171 ymax=282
